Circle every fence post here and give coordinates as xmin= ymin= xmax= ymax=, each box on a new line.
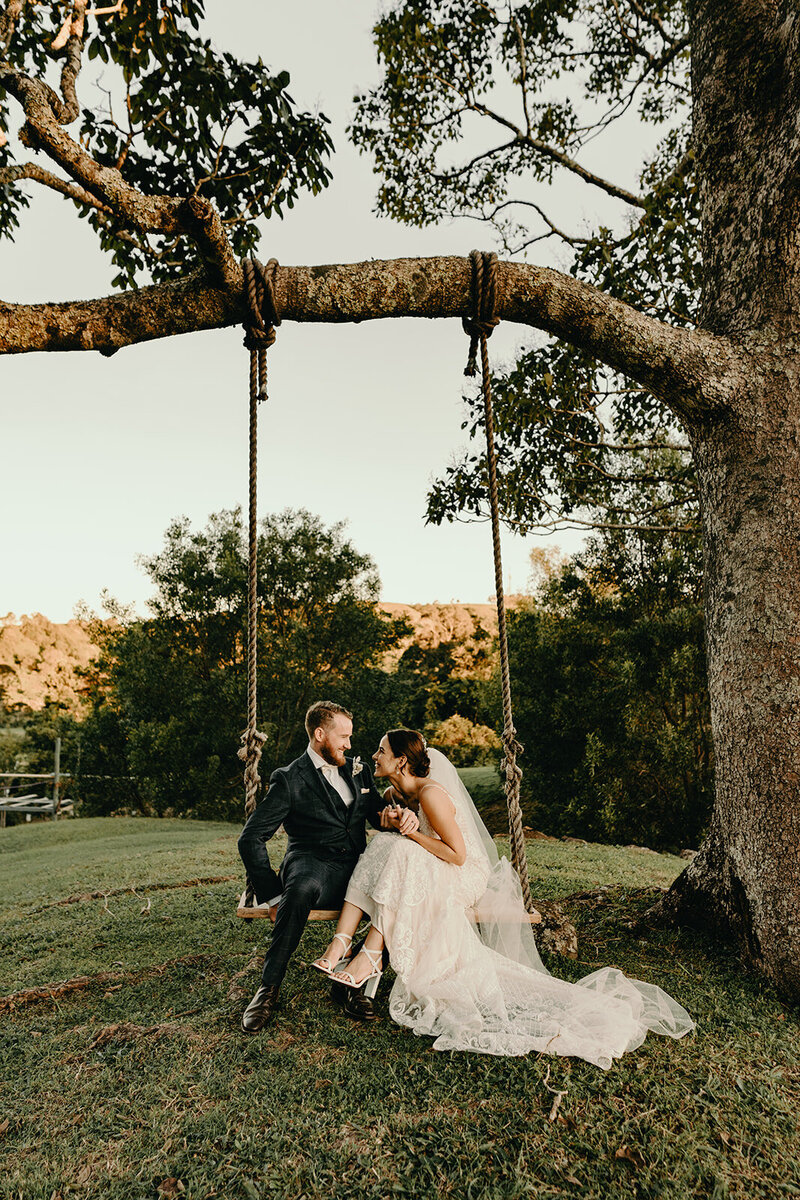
xmin=52 ymin=737 xmax=61 ymax=821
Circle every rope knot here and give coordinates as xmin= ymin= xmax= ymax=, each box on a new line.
xmin=239 ymin=727 xmax=268 ymax=817
xmin=242 ymin=256 xmax=281 ymax=394
xmin=243 ymin=325 xmax=277 ymax=353
xmin=462 ymin=249 xmax=502 ymax=377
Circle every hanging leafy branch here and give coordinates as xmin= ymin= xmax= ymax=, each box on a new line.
xmin=0 ymin=0 xmax=333 ymax=288
xmin=350 ymin=0 xmax=699 ymax=535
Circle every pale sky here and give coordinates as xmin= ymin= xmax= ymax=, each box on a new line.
xmin=2 ymin=2 xmax=650 ymax=624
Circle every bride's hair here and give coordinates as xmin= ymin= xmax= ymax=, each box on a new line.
xmin=386 ymin=729 xmax=430 ymax=777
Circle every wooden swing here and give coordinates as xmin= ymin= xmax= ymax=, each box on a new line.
xmin=236 ymin=251 xmax=540 ymax=927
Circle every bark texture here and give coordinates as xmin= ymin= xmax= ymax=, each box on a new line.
xmin=651 ymin=1 xmax=800 ymax=996
xmin=659 ymin=337 xmax=800 ymax=993
xmin=0 ymin=257 xmax=736 ymax=417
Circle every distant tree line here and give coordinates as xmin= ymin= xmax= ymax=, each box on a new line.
xmin=4 ymin=509 xmax=501 ymax=823
xmin=2 ymin=508 xmax=712 ymax=850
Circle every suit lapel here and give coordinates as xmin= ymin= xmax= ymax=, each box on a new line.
xmin=297 ymin=753 xmax=344 ymax=821
xmin=340 ymin=759 xmax=359 ymax=823
xmin=340 ymin=759 xmax=358 ymax=800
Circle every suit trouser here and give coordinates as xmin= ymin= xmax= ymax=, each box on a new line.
xmin=261 ymin=852 xmax=356 ymax=988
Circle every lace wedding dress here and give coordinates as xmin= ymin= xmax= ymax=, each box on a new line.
xmin=345 ymin=749 xmax=694 ymax=1068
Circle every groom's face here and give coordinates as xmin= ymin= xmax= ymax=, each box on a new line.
xmin=316 ymin=714 xmax=353 ymax=767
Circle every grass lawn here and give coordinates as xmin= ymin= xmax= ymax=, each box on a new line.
xmin=1 ymin=817 xmax=798 ymax=1200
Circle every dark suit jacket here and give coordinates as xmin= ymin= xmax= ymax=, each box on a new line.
xmin=237 ymin=752 xmax=385 ymax=904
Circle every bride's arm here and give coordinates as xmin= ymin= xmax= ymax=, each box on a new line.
xmin=401 ymin=784 xmax=466 ymax=866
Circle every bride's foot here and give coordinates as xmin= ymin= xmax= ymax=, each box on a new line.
xmin=334 ymin=945 xmax=383 ymax=990
xmin=312 ymin=932 xmax=353 ymax=976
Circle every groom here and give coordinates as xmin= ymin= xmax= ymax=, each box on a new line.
xmin=237 ymin=700 xmax=417 ymax=1032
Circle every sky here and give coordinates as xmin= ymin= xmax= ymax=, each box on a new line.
xmin=2 ymin=2 xmax=647 ymax=624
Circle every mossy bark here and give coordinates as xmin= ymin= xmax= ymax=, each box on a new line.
xmin=652 ymin=2 xmax=800 ymax=997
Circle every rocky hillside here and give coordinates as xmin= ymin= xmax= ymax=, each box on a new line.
xmin=0 ymin=614 xmax=98 ymax=712
xmin=0 ymin=602 xmax=507 ymax=713
xmin=380 ymin=602 xmax=498 ymax=676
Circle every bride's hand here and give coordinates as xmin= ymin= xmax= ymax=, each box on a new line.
xmin=380 ymin=805 xmax=420 ymax=835
xmin=396 ymin=807 xmax=420 ymax=836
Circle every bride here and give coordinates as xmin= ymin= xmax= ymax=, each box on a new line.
xmin=313 ymin=728 xmax=694 ymax=1068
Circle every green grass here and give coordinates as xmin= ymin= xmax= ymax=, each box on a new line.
xmin=1 ymin=817 xmax=798 ymax=1200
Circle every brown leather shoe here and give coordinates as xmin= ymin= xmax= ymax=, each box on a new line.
xmin=241 ymin=984 xmax=280 ymax=1033
xmin=330 ymin=980 xmax=378 ymax=1022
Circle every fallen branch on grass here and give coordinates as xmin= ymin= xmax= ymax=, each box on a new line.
xmin=533 ymin=900 xmax=579 ymax=959
xmin=32 ymin=875 xmax=239 ymax=911
xmin=0 ymin=952 xmax=221 ymax=1013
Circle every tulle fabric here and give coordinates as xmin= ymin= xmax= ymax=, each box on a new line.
xmin=345 ymin=749 xmax=694 ymax=1067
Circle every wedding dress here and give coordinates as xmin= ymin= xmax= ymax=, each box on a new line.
xmin=344 ymin=748 xmax=694 ymax=1068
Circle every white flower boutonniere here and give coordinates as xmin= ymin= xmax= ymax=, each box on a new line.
xmin=352 ymin=756 xmax=364 ymax=778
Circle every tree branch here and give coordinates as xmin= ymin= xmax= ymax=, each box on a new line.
xmin=510 ymin=14 xmax=532 ymax=137
xmin=0 ymin=256 xmax=737 ymax=421
xmin=1 ymin=64 xmax=184 ymax=233
xmin=181 ymin=195 xmax=239 ymax=290
xmin=430 ymin=139 xmax=518 ymax=184
xmin=53 ymin=0 xmax=86 ymax=126
xmin=0 ymin=159 xmax=112 ymax=210
xmin=482 ymin=198 xmax=591 ymax=247
xmin=628 ymin=0 xmax=684 ymax=45
xmin=468 ymin=102 xmax=645 ymax=208
xmin=1 ymin=58 xmax=238 ymax=287
xmin=0 ymin=0 xmax=23 ymax=55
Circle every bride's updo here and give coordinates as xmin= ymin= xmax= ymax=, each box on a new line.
xmin=386 ymin=729 xmax=430 ymax=777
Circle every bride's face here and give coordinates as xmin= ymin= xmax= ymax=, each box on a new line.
xmin=373 ymin=735 xmax=401 ymax=778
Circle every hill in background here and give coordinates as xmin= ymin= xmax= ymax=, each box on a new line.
xmin=0 ymin=603 xmax=504 ymax=714
xmin=0 ymin=613 xmax=98 ymax=711
xmin=380 ymin=601 xmax=498 ymax=676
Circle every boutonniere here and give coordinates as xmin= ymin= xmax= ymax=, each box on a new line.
xmin=352 ymin=756 xmax=364 ymax=778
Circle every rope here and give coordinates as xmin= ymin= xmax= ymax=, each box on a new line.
xmin=463 ymin=250 xmax=534 ymax=914
xmin=238 ymin=256 xmax=280 ymax=905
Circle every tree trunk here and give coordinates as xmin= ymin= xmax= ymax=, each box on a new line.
xmin=659 ymin=352 xmax=800 ymax=995
xmin=654 ymin=2 xmax=800 ymax=997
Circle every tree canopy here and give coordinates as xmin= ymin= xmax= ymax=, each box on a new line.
xmin=1 ymin=0 xmax=332 ymax=290
xmin=351 ymin=0 xmax=699 ymax=538
xmin=77 ymin=508 xmax=402 ymax=819
xmin=511 ymin=523 xmax=711 ymax=852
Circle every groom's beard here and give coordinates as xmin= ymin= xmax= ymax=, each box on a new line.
xmin=319 ymin=742 xmax=346 ymax=767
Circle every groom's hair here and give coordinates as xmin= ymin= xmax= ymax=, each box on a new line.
xmin=305 ymin=700 xmax=353 ymax=739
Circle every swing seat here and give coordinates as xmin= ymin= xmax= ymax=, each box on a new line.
xmin=237 ymin=891 xmax=340 ymax=921
xmin=236 ymin=890 xmax=542 ymax=924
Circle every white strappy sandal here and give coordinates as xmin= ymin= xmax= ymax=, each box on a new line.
xmin=333 ymin=944 xmax=383 ymax=991
xmin=312 ymin=932 xmax=353 ymax=976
